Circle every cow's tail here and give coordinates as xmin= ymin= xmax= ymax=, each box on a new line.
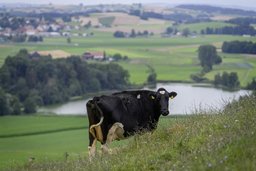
xmin=89 ymin=102 xmax=104 ymax=143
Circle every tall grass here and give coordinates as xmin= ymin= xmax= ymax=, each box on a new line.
xmin=14 ymin=93 xmax=256 ymax=171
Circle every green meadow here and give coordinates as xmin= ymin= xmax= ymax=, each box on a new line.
xmin=0 ymin=115 xmax=88 ymax=170
xmin=0 ymin=115 xmax=177 ymax=170
xmin=1 ymin=32 xmax=256 ymax=86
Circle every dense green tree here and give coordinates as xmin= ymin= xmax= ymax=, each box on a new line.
xmin=222 ymin=41 xmax=256 ymax=54
xmin=198 ymin=45 xmax=222 ymax=72
xmin=23 ymin=96 xmax=37 ymax=114
xmin=9 ymin=96 xmax=22 ymax=115
xmin=113 ymin=31 xmax=125 ymax=38
xmin=182 ymin=28 xmax=190 ymax=37
xmin=147 ymin=72 xmax=157 ymax=85
xmin=166 ymin=26 xmax=174 ymax=34
xmin=0 ymin=87 xmax=10 ymax=116
xmin=213 ymin=72 xmax=240 ymax=89
xmin=130 ymin=29 xmax=136 ymax=38
xmin=0 ymin=50 xmax=129 ymax=114
xmin=247 ymin=78 xmax=256 ymax=90
xmin=67 ymin=37 xmax=71 ymax=44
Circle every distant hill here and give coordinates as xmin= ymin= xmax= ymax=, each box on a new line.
xmin=177 ymin=4 xmax=256 ymax=17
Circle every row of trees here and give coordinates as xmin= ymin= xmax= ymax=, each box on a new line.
xmin=201 ymin=25 xmax=256 ymax=36
xmin=0 ymin=35 xmax=43 ymax=43
xmin=214 ymin=72 xmax=240 ymax=89
xmin=227 ymin=17 xmax=256 ymax=26
xmin=246 ymin=78 xmax=256 ymax=90
xmin=222 ymin=41 xmax=256 ymax=54
xmin=178 ymin=5 xmax=256 ymax=17
xmin=113 ymin=29 xmax=153 ymax=38
xmin=111 ymin=53 xmax=129 ymax=61
xmin=0 ymin=49 xmax=129 ymax=115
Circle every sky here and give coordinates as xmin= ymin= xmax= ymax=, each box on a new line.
xmin=1 ymin=0 xmax=256 ymax=10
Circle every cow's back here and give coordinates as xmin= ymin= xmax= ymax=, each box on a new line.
xmin=112 ymin=90 xmax=158 ymax=130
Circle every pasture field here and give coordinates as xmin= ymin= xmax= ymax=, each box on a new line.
xmin=0 ymin=115 xmax=88 ymax=170
xmin=177 ymin=21 xmax=234 ymax=33
xmin=2 ymin=94 xmax=255 ymax=171
xmin=0 ymin=115 xmax=178 ymax=170
xmin=1 ymin=31 xmax=256 ymax=86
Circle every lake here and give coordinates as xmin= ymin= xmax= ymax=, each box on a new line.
xmin=38 ymin=83 xmax=251 ymax=115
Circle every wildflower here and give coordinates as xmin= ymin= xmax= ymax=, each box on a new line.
xmin=208 ymin=163 xmax=212 ymax=168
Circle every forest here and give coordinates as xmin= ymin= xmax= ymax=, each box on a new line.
xmin=0 ymin=49 xmax=129 ymax=115
xmin=222 ymin=41 xmax=256 ymax=54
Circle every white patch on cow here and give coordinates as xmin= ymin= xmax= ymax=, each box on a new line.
xmin=159 ymin=90 xmax=166 ymax=95
xmin=137 ymin=94 xmax=141 ymax=99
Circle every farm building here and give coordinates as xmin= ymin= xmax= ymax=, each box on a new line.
xmin=82 ymin=51 xmax=105 ymax=60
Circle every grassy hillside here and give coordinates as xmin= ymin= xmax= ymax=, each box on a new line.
xmin=7 ymin=93 xmax=256 ymax=171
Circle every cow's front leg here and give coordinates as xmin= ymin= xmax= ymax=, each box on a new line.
xmin=101 ymin=122 xmax=125 ymax=154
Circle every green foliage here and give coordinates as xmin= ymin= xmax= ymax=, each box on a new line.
xmin=0 ymin=87 xmax=10 ymax=116
xmin=28 ymin=36 xmax=43 ymax=42
xmin=222 ymin=41 xmax=256 ymax=54
xmin=147 ymin=65 xmax=157 ymax=85
xmin=214 ymin=72 xmax=240 ymax=89
xmin=198 ymin=45 xmax=222 ymax=72
xmin=66 ymin=37 xmax=71 ymax=44
xmin=190 ymin=73 xmax=208 ymax=82
xmin=0 ymin=50 xmax=129 ymax=114
xmin=246 ymin=77 xmax=256 ymax=90
xmin=202 ymin=25 xmax=256 ymax=36
xmin=23 ymin=96 xmax=37 ymax=114
xmin=182 ymin=28 xmax=190 ymax=37
xmin=0 ymin=87 xmax=21 ymax=116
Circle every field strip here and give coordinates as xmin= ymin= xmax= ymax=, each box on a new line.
xmin=0 ymin=126 xmax=88 ymax=139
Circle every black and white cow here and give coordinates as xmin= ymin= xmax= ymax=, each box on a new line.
xmin=86 ymin=88 xmax=177 ymax=157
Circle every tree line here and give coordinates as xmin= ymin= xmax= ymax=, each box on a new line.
xmin=113 ymin=29 xmax=152 ymax=38
xmin=178 ymin=5 xmax=256 ymax=17
xmin=214 ymin=72 xmax=240 ymax=89
xmin=201 ymin=25 xmax=256 ymax=36
xmin=227 ymin=17 xmax=256 ymax=26
xmin=222 ymin=41 xmax=256 ymax=54
xmin=0 ymin=49 xmax=129 ymax=115
xmin=0 ymin=35 xmax=43 ymax=43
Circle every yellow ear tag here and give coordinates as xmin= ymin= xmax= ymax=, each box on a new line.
xmin=151 ymin=96 xmax=155 ymax=100
xmin=170 ymin=96 xmax=174 ymax=99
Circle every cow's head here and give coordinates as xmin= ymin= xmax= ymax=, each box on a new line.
xmin=151 ymin=88 xmax=177 ymax=116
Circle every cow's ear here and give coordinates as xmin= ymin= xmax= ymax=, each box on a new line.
xmin=169 ymin=92 xmax=177 ymax=99
xmin=150 ymin=92 xmax=157 ymax=100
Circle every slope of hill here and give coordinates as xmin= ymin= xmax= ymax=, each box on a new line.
xmin=14 ymin=93 xmax=256 ymax=171
xmin=177 ymin=4 xmax=256 ymax=17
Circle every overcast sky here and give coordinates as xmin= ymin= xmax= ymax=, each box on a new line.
xmin=1 ymin=0 xmax=256 ymax=10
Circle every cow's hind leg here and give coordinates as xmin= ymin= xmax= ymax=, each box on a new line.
xmin=88 ymin=131 xmax=97 ymax=160
xmin=101 ymin=122 xmax=125 ymax=154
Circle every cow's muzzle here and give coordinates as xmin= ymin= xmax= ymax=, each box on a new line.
xmin=161 ymin=110 xmax=169 ymax=116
